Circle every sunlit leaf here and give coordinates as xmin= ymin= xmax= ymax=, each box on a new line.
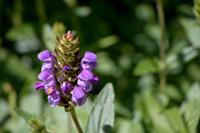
xmin=20 ymin=93 xmax=42 ymax=115
xmin=181 ymin=18 xmax=200 ymax=48
xmin=133 ymin=58 xmax=159 ymax=76
xmin=44 ymin=105 xmax=76 ymax=133
xmin=117 ymin=118 xmax=144 ymax=133
xmin=42 ymin=24 xmax=56 ymax=51
xmin=181 ymin=83 xmax=200 ymax=133
xmin=15 ymin=108 xmax=49 ymax=133
xmin=86 ymin=83 xmax=115 ymax=133
xmin=164 ymin=107 xmax=188 ymax=133
xmin=0 ymin=99 xmax=9 ymax=122
xmin=6 ymin=24 xmax=40 ymax=53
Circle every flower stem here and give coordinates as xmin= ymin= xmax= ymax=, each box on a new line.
xmin=156 ymin=0 xmax=166 ymax=91
xmin=70 ymin=107 xmax=83 ymax=133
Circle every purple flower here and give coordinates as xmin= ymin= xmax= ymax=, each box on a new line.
xmin=74 ymin=51 xmax=99 ymax=95
xmin=41 ymin=62 xmax=53 ymax=71
xmin=34 ymin=34 xmax=99 ymax=108
xmin=81 ymin=51 xmax=97 ymax=69
xmin=77 ymin=69 xmax=93 ymax=81
xmin=35 ymin=49 xmax=61 ymax=107
xmin=71 ymin=86 xmax=86 ymax=106
xmin=47 ymin=90 xmax=61 ymax=107
xmin=34 ymin=81 xmax=44 ymax=90
xmin=77 ymin=79 xmax=92 ymax=92
xmin=37 ymin=50 xmax=52 ymax=62
xmin=90 ymin=75 xmax=99 ymax=84
xmin=61 ymin=82 xmax=72 ymax=94
xmin=38 ymin=70 xmax=51 ymax=81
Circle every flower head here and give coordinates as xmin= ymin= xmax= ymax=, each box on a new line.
xmin=34 ymin=31 xmax=99 ymax=108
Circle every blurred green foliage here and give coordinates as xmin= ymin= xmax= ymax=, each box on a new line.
xmin=1 ymin=0 xmax=200 ymax=132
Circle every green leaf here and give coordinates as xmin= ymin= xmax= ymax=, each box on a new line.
xmin=15 ymin=108 xmax=34 ymax=121
xmin=6 ymin=24 xmax=40 ymax=53
xmin=164 ymin=107 xmax=188 ymax=133
xmin=181 ymin=83 xmax=200 ymax=133
xmin=15 ymin=108 xmax=49 ymax=133
xmin=20 ymin=93 xmax=42 ymax=115
xmin=85 ymin=83 xmax=115 ymax=133
xmin=194 ymin=0 xmax=200 ymax=21
xmin=44 ymin=105 xmax=76 ymax=133
xmin=142 ymin=90 xmax=173 ymax=133
xmin=0 ymin=99 xmax=9 ymax=122
xmin=117 ymin=118 xmax=144 ymax=133
xmin=0 ymin=48 xmax=36 ymax=82
xmin=181 ymin=18 xmax=200 ymax=48
xmin=96 ymin=52 xmax=120 ymax=77
xmin=42 ymin=24 xmax=56 ymax=51
xmin=133 ymin=58 xmax=159 ymax=76
xmin=43 ymin=22 xmax=66 ymax=51
xmin=181 ymin=46 xmax=198 ymax=62
xmin=44 ymin=102 xmax=93 ymax=133
xmin=164 ymin=85 xmax=182 ymax=101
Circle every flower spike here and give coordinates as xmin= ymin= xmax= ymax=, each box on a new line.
xmin=34 ymin=31 xmax=99 ymax=108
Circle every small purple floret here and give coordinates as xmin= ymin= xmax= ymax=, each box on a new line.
xmin=37 ymin=50 xmax=51 ymax=61
xmin=41 ymin=62 xmax=52 ymax=71
xmin=77 ymin=69 xmax=93 ymax=81
xmin=61 ymin=82 xmax=71 ymax=94
xmin=90 ymin=75 xmax=99 ymax=84
xmin=47 ymin=90 xmax=60 ymax=107
xmin=81 ymin=51 xmax=97 ymax=69
xmin=73 ymin=51 xmax=99 ymax=96
xmin=34 ymin=82 xmax=44 ymax=90
xmin=71 ymin=86 xmax=86 ymax=106
xmin=38 ymin=70 xmax=51 ymax=81
xmin=35 ymin=49 xmax=60 ymax=107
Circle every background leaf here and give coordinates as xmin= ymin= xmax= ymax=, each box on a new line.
xmin=133 ymin=58 xmax=159 ymax=76
xmin=181 ymin=83 xmax=200 ymax=133
xmin=86 ymin=83 xmax=115 ymax=133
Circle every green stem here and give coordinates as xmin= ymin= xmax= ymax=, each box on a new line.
xmin=156 ymin=0 xmax=166 ymax=91
xmin=13 ymin=0 xmax=23 ymax=26
xmin=35 ymin=0 xmax=47 ymax=23
xmin=70 ymin=107 xmax=83 ymax=133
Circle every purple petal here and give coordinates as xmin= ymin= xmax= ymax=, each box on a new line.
xmin=37 ymin=50 xmax=52 ymax=61
xmin=34 ymin=81 xmax=44 ymax=90
xmin=71 ymin=86 xmax=86 ymax=106
xmin=41 ymin=62 xmax=52 ymax=71
xmin=77 ymin=79 xmax=88 ymax=88
xmin=77 ymin=79 xmax=92 ymax=92
xmin=77 ymin=69 xmax=93 ymax=81
xmin=45 ymin=79 xmax=56 ymax=88
xmin=47 ymin=90 xmax=60 ymax=107
xmin=38 ymin=70 xmax=51 ymax=81
xmin=83 ymin=51 xmax=96 ymax=63
xmin=90 ymin=75 xmax=99 ymax=84
xmin=81 ymin=51 xmax=97 ymax=69
xmin=83 ymin=83 xmax=92 ymax=93
xmin=61 ymin=82 xmax=72 ymax=94
xmin=81 ymin=61 xmax=97 ymax=69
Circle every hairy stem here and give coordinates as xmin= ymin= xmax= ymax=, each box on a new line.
xmin=70 ymin=107 xmax=83 ymax=133
xmin=156 ymin=0 xmax=166 ymax=91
